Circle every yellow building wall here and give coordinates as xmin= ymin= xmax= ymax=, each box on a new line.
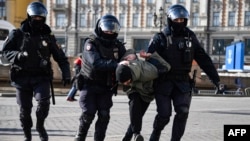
xmin=6 ymin=0 xmax=46 ymax=28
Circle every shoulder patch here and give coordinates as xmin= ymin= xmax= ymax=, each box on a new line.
xmin=86 ymin=43 xmax=92 ymax=51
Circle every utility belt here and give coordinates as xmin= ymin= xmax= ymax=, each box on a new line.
xmin=164 ymin=74 xmax=190 ymax=81
xmin=11 ymin=66 xmax=51 ymax=76
xmin=84 ymin=78 xmax=112 ymax=87
xmin=76 ymin=73 xmax=112 ymax=90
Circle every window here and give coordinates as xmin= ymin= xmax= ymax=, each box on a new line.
xmin=178 ymin=0 xmax=185 ymax=3
xmin=93 ymin=13 xmax=100 ymax=26
xmin=244 ymin=39 xmax=250 ymax=55
xmin=193 ymin=0 xmax=199 ymax=2
xmin=56 ymin=13 xmax=66 ymax=27
xmin=245 ymin=11 xmax=250 ymax=26
xmin=0 ymin=0 xmax=6 ymax=18
xmin=133 ymin=39 xmax=150 ymax=52
xmin=56 ymin=0 xmax=65 ymax=4
xmin=212 ymin=39 xmax=234 ymax=55
xmin=146 ymin=13 xmax=153 ymax=27
xmin=55 ymin=37 xmax=66 ymax=52
xmin=119 ymin=13 xmax=125 ymax=27
xmin=106 ymin=0 xmax=112 ymax=4
xmin=80 ymin=0 xmax=87 ymax=4
xmin=0 ymin=6 xmax=5 ymax=17
xmin=80 ymin=14 xmax=87 ymax=27
xmin=147 ymin=0 xmax=154 ymax=4
xmin=192 ymin=13 xmax=199 ymax=26
xmin=228 ymin=12 xmax=235 ymax=26
xmin=93 ymin=0 xmax=100 ymax=4
xmin=120 ymin=0 xmax=127 ymax=4
xmin=213 ymin=12 xmax=220 ymax=26
xmin=133 ymin=13 xmax=139 ymax=27
xmin=165 ymin=0 xmax=171 ymax=2
xmin=133 ymin=0 xmax=140 ymax=4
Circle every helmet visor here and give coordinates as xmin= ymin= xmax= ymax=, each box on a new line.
xmin=99 ymin=20 xmax=120 ymax=33
xmin=168 ymin=7 xmax=189 ymax=21
xmin=27 ymin=2 xmax=47 ymax=17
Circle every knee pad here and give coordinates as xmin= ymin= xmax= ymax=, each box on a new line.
xmin=175 ymin=106 xmax=189 ymax=120
xmin=20 ymin=107 xmax=32 ymax=118
xmin=80 ymin=113 xmax=94 ymax=124
xmin=153 ymin=114 xmax=170 ymax=130
xmin=98 ymin=110 xmax=110 ymax=123
xmin=36 ymin=99 xmax=50 ymax=119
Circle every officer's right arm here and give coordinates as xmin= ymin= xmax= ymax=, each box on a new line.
xmin=147 ymin=33 xmax=163 ymax=54
xmin=83 ymin=40 xmax=118 ymax=71
xmin=2 ymin=30 xmax=22 ymax=63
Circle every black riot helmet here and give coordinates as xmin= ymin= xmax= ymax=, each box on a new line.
xmin=166 ymin=4 xmax=189 ymax=34
xmin=96 ymin=14 xmax=121 ymax=40
xmin=26 ymin=2 xmax=48 ymax=30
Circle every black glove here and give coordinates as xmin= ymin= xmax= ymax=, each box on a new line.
xmin=62 ymin=77 xmax=71 ymax=87
xmin=17 ymin=51 xmax=28 ymax=62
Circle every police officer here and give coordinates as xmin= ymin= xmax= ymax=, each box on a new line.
xmin=74 ymin=14 xmax=126 ymax=141
xmin=147 ymin=4 xmax=221 ymax=141
xmin=2 ymin=2 xmax=71 ymax=141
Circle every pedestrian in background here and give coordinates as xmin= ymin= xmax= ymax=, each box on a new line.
xmin=74 ymin=14 xmax=126 ymax=141
xmin=146 ymin=4 xmax=221 ymax=141
xmin=116 ymin=49 xmax=171 ymax=141
xmin=2 ymin=2 xmax=71 ymax=141
xmin=66 ymin=54 xmax=82 ymax=101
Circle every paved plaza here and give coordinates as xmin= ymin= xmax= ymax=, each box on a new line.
xmin=0 ymin=93 xmax=250 ymax=141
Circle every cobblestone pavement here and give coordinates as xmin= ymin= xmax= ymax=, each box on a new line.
xmin=0 ymin=94 xmax=250 ymax=141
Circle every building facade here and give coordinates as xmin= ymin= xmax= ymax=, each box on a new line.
xmin=1 ymin=0 xmax=250 ymax=66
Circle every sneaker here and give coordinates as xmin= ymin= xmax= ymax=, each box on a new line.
xmin=67 ymin=97 xmax=77 ymax=102
xmin=134 ymin=134 xmax=144 ymax=141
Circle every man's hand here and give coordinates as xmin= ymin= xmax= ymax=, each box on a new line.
xmin=139 ymin=50 xmax=151 ymax=58
xmin=62 ymin=77 xmax=71 ymax=86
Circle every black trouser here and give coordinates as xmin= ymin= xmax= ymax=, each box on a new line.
xmin=127 ymin=92 xmax=150 ymax=134
xmin=78 ymin=84 xmax=113 ymax=141
xmin=153 ymin=80 xmax=192 ymax=141
xmin=15 ymin=76 xmax=51 ymax=140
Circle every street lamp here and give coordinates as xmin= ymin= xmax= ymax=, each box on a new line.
xmin=218 ymin=41 xmax=221 ymax=68
xmin=159 ymin=7 xmax=164 ymax=31
xmin=153 ymin=7 xmax=164 ymax=32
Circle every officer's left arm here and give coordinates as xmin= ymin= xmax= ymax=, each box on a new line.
xmin=48 ymin=34 xmax=71 ymax=80
xmin=88 ymin=42 xmax=126 ymax=71
xmin=192 ymin=34 xmax=220 ymax=85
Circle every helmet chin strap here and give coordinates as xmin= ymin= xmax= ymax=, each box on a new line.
xmin=101 ymin=32 xmax=118 ymax=40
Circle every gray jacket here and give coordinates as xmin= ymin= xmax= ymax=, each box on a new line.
xmin=122 ymin=49 xmax=171 ymax=102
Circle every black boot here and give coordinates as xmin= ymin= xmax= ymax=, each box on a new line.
xmin=149 ymin=129 xmax=161 ymax=141
xmin=122 ymin=126 xmax=133 ymax=141
xmin=20 ymin=108 xmax=33 ymax=141
xmin=36 ymin=119 xmax=48 ymax=141
xmin=23 ymin=128 xmax=32 ymax=141
xmin=134 ymin=133 xmax=144 ymax=141
xmin=74 ymin=126 xmax=88 ymax=141
xmin=122 ymin=132 xmax=133 ymax=141
xmin=75 ymin=113 xmax=94 ymax=141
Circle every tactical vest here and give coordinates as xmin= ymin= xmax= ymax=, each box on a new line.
xmin=12 ymin=29 xmax=52 ymax=75
xmin=158 ymin=29 xmax=194 ymax=77
xmin=81 ymin=35 xmax=124 ymax=86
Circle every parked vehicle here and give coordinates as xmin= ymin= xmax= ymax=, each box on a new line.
xmin=0 ymin=20 xmax=15 ymax=66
